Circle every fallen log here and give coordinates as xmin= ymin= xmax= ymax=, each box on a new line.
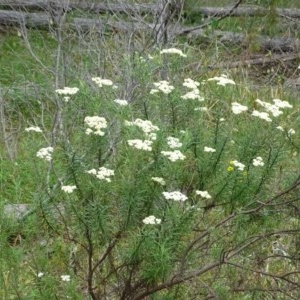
xmin=182 ymin=28 xmax=300 ymax=52
xmin=195 ymin=6 xmax=300 ymax=19
xmin=0 ymin=0 xmax=157 ymax=15
xmin=2 ymin=1 xmax=300 ymax=20
xmin=0 ymin=9 xmax=151 ymax=31
xmin=72 ymin=17 xmax=149 ymax=33
xmin=208 ymin=53 xmax=300 ymax=69
xmin=1 ymin=9 xmax=300 ymax=53
xmin=0 ymin=9 xmax=50 ymax=28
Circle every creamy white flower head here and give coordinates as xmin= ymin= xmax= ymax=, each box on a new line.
xmin=143 ymin=215 xmax=162 ymax=225
xmin=61 ymin=185 xmax=77 ymax=194
xmin=276 ymin=126 xmax=284 ymax=131
xmin=160 ymin=48 xmax=187 ymax=57
xmin=25 ymin=126 xmax=42 ymax=133
xmin=183 ymin=78 xmax=200 ymax=89
xmin=255 ymin=99 xmax=283 ymax=117
xmin=194 ymin=106 xmax=208 ymax=111
xmin=195 ymin=190 xmax=212 ymax=199
xmin=125 ymin=118 xmax=159 ymax=134
xmin=232 ymin=102 xmax=248 ymax=114
xmin=150 ymin=89 xmax=159 ymax=94
xmin=181 ymin=89 xmax=204 ymax=101
xmin=60 ymin=275 xmax=71 ymax=282
xmin=63 ymin=96 xmax=70 ymax=103
xmin=230 ymin=160 xmax=245 ymax=171
xmin=207 ymin=74 xmax=235 ymax=86
xmin=37 ymin=272 xmax=44 ymax=278
xmin=273 ymin=99 xmax=293 ymax=109
xmin=84 ymin=116 xmax=107 ymax=136
xmin=152 ymin=80 xmax=175 ymax=94
xmin=36 ymin=147 xmax=53 ymax=161
xmin=91 ymin=77 xmax=113 ymax=87
xmin=161 ymin=150 xmax=186 ymax=162
xmin=255 ymin=99 xmax=270 ymax=109
xmin=128 ymin=139 xmax=153 ymax=151
xmin=167 ymin=136 xmax=182 ymax=149
xmin=146 ymin=132 xmax=157 ymax=141
xmin=163 ymin=191 xmax=188 ymax=202
xmin=204 ymin=146 xmax=216 ymax=153
xmin=55 ymin=87 xmax=79 ymax=95
xmin=267 ymin=105 xmax=283 ymax=117
xmin=113 ymin=99 xmax=128 ymax=106
xmin=151 ymin=177 xmax=166 ymax=185
xmin=86 ymin=168 xmax=97 ymax=175
xmin=251 ymin=110 xmax=272 ymax=122
xmin=288 ymin=128 xmax=296 ymax=136
xmin=252 ymin=156 xmax=264 ymax=167
xmin=86 ymin=167 xmax=114 ymax=182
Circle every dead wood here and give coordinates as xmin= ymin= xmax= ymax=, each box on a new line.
xmin=0 ymin=0 xmax=157 ymax=15
xmin=0 ymin=9 xmax=50 ymax=28
xmin=1 ymin=8 xmax=300 ymax=53
xmin=195 ymin=6 xmax=300 ymax=19
xmin=182 ymin=28 xmax=300 ymax=52
xmin=208 ymin=53 xmax=300 ymax=69
xmin=2 ymin=1 xmax=300 ymax=20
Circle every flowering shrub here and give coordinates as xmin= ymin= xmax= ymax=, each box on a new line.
xmin=3 ymin=44 xmax=300 ymax=300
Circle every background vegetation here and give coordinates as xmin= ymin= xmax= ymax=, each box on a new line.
xmin=1 ymin=0 xmax=300 ymax=299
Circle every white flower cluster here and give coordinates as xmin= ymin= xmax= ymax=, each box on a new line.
xmin=196 ymin=190 xmax=212 ymax=199
xmin=61 ymin=185 xmax=77 ymax=194
xmin=204 ymin=146 xmax=216 ymax=153
xmin=252 ymin=156 xmax=264 ymax=167
xmin=255 ymin=99 xmax=282 ymax=117
xmin=161 ymin=150 xmax=186 ymax=162
xmin=181 ymin=89 xmax=204 ymax=101
xmin=125 ymin=118 xmax=159 ymax=141
xmin=143 ymin=215 xmax=162 ymax=225
xmin=55 ymin=87 xmax=79 ymax=95
xmin=167 ymin=136 xmax=182 ymax=149
xmin=36 ymin=147 xmax=53 ymax=161
xmin=151 ymin=177 xmax=166 ymax=185
xmin=113 ymin=99 xmax=128 ymax=106
xmin=84 ymin=116 xmax=108 ymax=136
xmin=276 ymin=126 xmax=284 ymax=131
xmin=86 ymin=167 xmax=114 ymax=182
xmin=128 ymin=139 xmax=153 ymax=151
xmin=183 ymin=78 xmax=199 ymax=89
xmin=230 ymin=160 xmax=245 ymax=171
xmin=194 ymin=106 xmax=208 ymax=111
xmin=91 ymin=77 xmax=117 ymax=88
xmin=288 ymin=128 xmax=295 ymax=137
xmin=61 ymin=275 xmax=71 ymax=282
xmin=207 ymin=74 xmax=235 ymax=86
xmin=160 ymin=48 xmax=187 ymax=57
xmin=273 ymin=98 xmax=293 ymax=109
xmin=251 ymin=110 xmax=272 ymax=122
xmin=125 ymin=119 xmax=159 ymax=134
xmin=181 ymin=78 xmax=204 ymax=101
xmin=163 ymin=191 xmax=188 ymax=202
xmin=253 ymin=98 xmax=293 ymax=122
xmin=25 ymin=126 xmax=42 ymax=133
xmin=232 ymin=102 xmax=248 ymax=115
xmin=150 ymin=80 xmax=175 ymax=95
